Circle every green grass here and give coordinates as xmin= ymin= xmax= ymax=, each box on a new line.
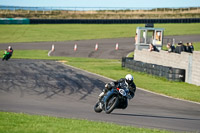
xmin=0 ymin=23 xmax=200 ymax=43
xmin=127 ymin=51 xmax=134 ymax=57
xmin=193 ymin=42 xmax=200 ymax=51
xmin=0 ymin=112 xmax=173 ymax=133
xmin=4 ymin=50 xmax=200 ymax=103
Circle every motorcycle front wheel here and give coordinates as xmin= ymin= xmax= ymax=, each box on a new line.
xmin=94 ymin=101 xmax=103 ymax=113
xmin=105 ymin=95 xmax=119 ymax=114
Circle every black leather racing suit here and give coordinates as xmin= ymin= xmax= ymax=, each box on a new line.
xmin=105 ymin=78 xmax=136 ymax=99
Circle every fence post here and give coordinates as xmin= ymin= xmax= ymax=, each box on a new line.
xmin=187 ymin=54 xmax=193 ymax=83
xmin=173 ymin=38 xmax=175 ymax=45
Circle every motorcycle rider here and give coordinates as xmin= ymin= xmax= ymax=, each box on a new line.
xmin=6 ymin=46 xmax=13 ymax=59
xmin=99 ymin=74 xmax=136 ymax=100
xmin=8 ymin=46 xmax=13 ymax=54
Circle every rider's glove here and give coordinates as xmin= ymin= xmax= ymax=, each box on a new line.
xmin=127 ymin=95 xmax=132 ymax=100
xmin=105 ymin=83 xmax=108 ymax=88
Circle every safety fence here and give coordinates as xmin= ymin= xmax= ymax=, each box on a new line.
xmin=122 ymin=57 xmax=185 ymax=82
xmin=30 ymin=18 xmax=200 ymax=24
xmin=1 ymin=18 xmax=200 ymax=24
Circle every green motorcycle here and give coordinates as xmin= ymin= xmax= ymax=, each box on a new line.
xmin=2 ymin=50 xmax=12 ymax=61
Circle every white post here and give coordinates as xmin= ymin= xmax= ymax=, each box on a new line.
xmin=48 ymin=44 xmax=55 ymax=56
xmin=95 ymin=43 xmax=98 ymax=51
xmin=173 ymin=38 xmax=175 ymax=46
xmin=115 ymin=43 xmax=119 ymax=50
xmin=74 ymin=44 xmax=77 ymax=51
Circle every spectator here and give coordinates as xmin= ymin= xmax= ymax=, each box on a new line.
xmin=166 ymin=43 xmax=175 ymax=53
xmin=189 ymin=42 xmax=194 ymax=53
xmin=135 ymin=33 xmax=138 ymax=44
xmin=180 ymin=41 xmax=186 ymax=52
xmin=148 ymin=43 xmax=159 ymax=52
xmin=185 ymin=42 xmax=190 ymax=52
xmin=175 ymin=41 xmax=185 ymax=54
xmin=175 ymin=42 xmax=182 ymax=54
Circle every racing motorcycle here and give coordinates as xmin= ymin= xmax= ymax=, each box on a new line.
xmin=2 ymin=50 xmax=12 ymax=61
xmin=94 ymin=85 xmax=130 ymax=114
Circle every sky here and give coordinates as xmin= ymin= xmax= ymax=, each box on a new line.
xmin=0 ymin=0 xmax=200 ymax=8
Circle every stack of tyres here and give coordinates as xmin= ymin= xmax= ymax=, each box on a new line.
xmin=140 ymin=62 xmax=146 ymax=72
xmin=129 ymin=60 xmax=134 ymax=70
xmin=126 ymin=60 xmax=131 ymax=69
xmin=135 ymin=61 xmax=141 ymax=72
xmin=166 ymin=68 xmax=185 ymax=82
xmin=122 ymin=57 xmax=125 ymax=67
xmin=131 ymin=60 xmax=135 ymax=70
xmin=154 ymin=65 xmax=161 ymax=76
xmin=130 ymin=60 xmax=136 ymax=71
xmin=160 ymin=66 xmax=168 ymax=78
xmin=122 ymin=57 xmax=133 ymax=68
xmin=147 ymin=64 xmax=156 ymax=75
xmin=175 ymin=68 xmax=185 ymax=82
xmin=121 ymin=57 xmax=185 ymax=82
xmin=122 ymin=57 xmax=126 ymax=67
xmin=146 ymin=63 xmax=152 ymax=74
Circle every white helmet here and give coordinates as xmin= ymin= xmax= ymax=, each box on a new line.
xmin=125 ymin=74 xmax=134 ymax=85
xmin=8 ymin=46 xmax=11 ymax=50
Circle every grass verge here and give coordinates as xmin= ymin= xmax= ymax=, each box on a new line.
xmin=4 ymin=50 xmax=200 ymax=103
xmin=0 ymin=112 xmax=173 ymax=133
xmin=0 ymin=23 xmax=200 ymax=43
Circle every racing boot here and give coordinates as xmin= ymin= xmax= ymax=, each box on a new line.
xmin=98 ymin=91 xmax=105 ymax=100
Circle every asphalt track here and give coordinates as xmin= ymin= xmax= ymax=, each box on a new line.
xmin=0 ymin=35 xmax=200 ymax=59
xmin=0 ymin=36 xmax=200 ymax=132
xmin=0 ymin=59 xmax=200 ymax=132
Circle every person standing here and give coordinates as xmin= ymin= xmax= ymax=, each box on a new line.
xmin=167 ymin=43 xmax=175 ymax=53
xmin=135 ymin=33 xmax=138 ymax=44
xmin=189 ymin=42 xmax=194 ymax=53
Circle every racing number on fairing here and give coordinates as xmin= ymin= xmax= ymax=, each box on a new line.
xmin=119 ymin=89 xmax=126 ymax=96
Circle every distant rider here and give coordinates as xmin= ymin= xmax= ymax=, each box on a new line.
xmin=8 ymin=46 xmax=13 ymax=54
xmin=99 ymin=74 xmax=136 ymax=101
xmin=2 ymin=46 xmax=14 ymax=61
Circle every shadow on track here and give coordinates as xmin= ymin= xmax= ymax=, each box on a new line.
xmin=0 ymin=59 xmax=105 ymax=99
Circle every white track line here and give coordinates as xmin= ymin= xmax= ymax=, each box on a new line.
xmin=60 ymin=62 xmax=200 ymax=105
xmin=126 ymin=52 xmax=132 ymax=57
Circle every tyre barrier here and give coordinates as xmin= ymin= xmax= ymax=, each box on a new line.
xmin=122 ymin=57 xmax=185 ymax=82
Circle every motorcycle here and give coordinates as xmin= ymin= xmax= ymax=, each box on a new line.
xmin=94 ymin=85 xmax=130 ymax=114
xmin=2 ymin=50 xmax=12 ymax=61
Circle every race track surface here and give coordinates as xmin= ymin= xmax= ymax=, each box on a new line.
xmin=0 ymin=59 xmax=200 ymax=132
xmin=0 ymin=35 xmax=200 ymax=59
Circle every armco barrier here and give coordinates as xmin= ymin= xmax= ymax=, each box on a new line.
xmin=122 ymin=57 xmax=185 ymax=82
xmin=30 ymin=18 xmax=200 ymax=24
